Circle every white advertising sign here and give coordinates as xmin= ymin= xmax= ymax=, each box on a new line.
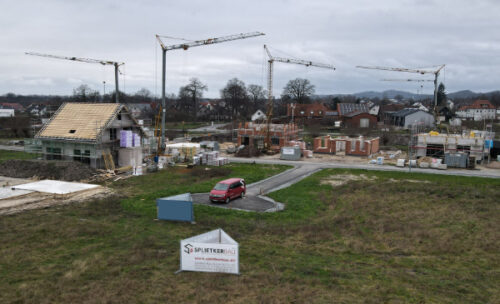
xmin=180 ymin=228 xmax=239 ymax=274
xmin=282 ymin=148 xmax=295 ymax=155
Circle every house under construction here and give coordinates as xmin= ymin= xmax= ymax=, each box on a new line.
xmin=25 ymin=103 xmax=146 ymax=169
xmin=237 ymin=122 xmax=300 ymax=151
xmin=414 ymin=131 xmax=493 ymax=161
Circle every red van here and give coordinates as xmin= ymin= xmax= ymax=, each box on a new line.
xmin=209 ymin=178 xmax=246 ymax=203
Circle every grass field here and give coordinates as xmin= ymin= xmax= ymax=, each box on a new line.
xmin=0 ymin=167 xmax=498 ymax=303
xmin=0 ymin=150 xmax=37 ymax=164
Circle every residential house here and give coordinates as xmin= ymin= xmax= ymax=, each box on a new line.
xmin=456 ymin=100 xmax=496 ymax=121
xmin=379 ymin=104 xmax=405 ymax=124
xmin=0 ymin=109 xmax=15 ymax=117
xmin=251 ymin=109 xmax=267 ymax=122
xmin=337 ymin=103 xmax=377 ymax=128
xmin=287 ymin=102 xmax=331 ymax=119
xmin=27 ymin=103 xmax=145 ymax=169
xmin=1 ymin=102 xmax=25 ymax=112
xmin=127 ymin=103 xmax=153 ymax=119
xmin=390 ymin=108 xmax=435 ymax=129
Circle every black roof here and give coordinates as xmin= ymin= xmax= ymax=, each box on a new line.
xmin=338 ymin=103 xmax=368 ymax=115
xmin=392 ymin=108 xmax=423 ymax=117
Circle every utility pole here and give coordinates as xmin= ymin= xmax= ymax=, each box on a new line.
xmin=155 ymin=32 xmax=265 ymax=153
xmin=25 ymin=52 xmax=124 ymax=103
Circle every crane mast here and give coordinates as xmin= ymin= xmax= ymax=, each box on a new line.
xmin=155 ymin=31 xmax=265 ymax=152
xmin=263 ymin=44 xmax=335 ymax=150
xmin=25 ymin=52 xmax=124 ymax=103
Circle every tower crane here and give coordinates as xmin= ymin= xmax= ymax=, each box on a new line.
xmin=263 ymin=44 xmax=335 ymax=150
xmin=356 ymin=64 xmax=445 ymax=114
xmin=155 ymin=32 xmax=265 ymax=152
xmin=25 ymin=52 xmax=124 ymax=103
xmin=381 ymin=78 xmax=434 ymax=82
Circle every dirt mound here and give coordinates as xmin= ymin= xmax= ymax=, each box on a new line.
xmin=0 ymin=160 xmax=96 ymax=181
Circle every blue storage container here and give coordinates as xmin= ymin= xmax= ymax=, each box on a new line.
xmin=156 ymin=193 xmax=194 ymax=222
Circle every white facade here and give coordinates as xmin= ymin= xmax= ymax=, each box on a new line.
xmin=404 ymin=111 xmax=435 ymax=129
xmin=251 ymin=109 xmax=267 ymax=121
xmin=0 ymin=109 xmax=15 ymax=117
xmin=456 ymin=108 xmax=496 ymax=121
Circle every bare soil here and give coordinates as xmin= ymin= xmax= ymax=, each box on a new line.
xmin=0 ymin=160 xmax=96 ymax=181
xmin=0 ymin=185 xmax=114 ymax=216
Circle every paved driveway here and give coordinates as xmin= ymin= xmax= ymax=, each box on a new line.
xmin=191 ymin=165 xmax=320 ymax=212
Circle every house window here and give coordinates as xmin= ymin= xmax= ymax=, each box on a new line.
xmin=271 ymin=137 xmax=280 ymax=146
xmin=310 ymin=111 xmax=314 ymax=115
xmin=300 ymin=111 xmax=305 ymax=115
xmin=360 ymin=141 xmax=365 ymax=152
xmin=110 ymin=128 xmax=117 ymax=140
xmin=117 ymin=113 xmax=122 ymax=120
xmin=69 ymin=130 xmax=76 ymax=134
xmin=321 ymin=137 xmax=326 ymax=147
xmin=351 ymin=140 xmax=356 ymax=151
xmin=82 ymin=150 xmax=91 ymax=164
xmin=319 ymin=111 xmax=322 ymax=115
xmin=74 ymin=149 xmax=81 ymax=162
xmin=46 ymin=147 xmax=62 ymax=160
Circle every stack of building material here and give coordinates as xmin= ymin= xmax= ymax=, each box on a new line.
xmin=304 ymin=150 xmax=313 ymax=158
xmin=430 ymin=158 xmax=442 ymax=169
xmin=216 ymin=157 xmax=229 ymax=166
xmin=120 ymin=130 xmax=133 ymax=147
xmin=195 ymin=151 xmax=229 ymax=166
xmin=206 ymin=151 xmax=219 ymax=166
xmin=419 ymin=162 xmax=430 ymax=168
xmin=396 ymin=159 xmax=405 ymax=167
xmin=133 ymin=133 xmax=141 ymax=147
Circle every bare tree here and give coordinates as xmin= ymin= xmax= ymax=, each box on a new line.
xmin=135 ymin=88 xmax=152 ymax=102
xmin=282 ymin=78 xmax=315 ymax=104
xmin=221 ymin=78 xmax=249 ymax=120
xmin=73 ymin=84 xmax=100 ymax=103
xmin=178 ymin=78 xmax=207 ymax=121
xmin=247 ymin=84 xmax=266 ymax=114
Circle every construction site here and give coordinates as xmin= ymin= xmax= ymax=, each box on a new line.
xmin=2 ymin=2 xmax=500 ymax=303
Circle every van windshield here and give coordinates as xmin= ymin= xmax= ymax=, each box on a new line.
xmin=214 ymin=183 xmax=229 ymax=191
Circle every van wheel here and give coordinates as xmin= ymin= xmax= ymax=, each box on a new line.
xmin=225 ymin=197 xmax=230 ymax=204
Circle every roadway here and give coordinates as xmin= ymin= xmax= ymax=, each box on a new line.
xmin=227 ymin=157 xmax=500 ymax=179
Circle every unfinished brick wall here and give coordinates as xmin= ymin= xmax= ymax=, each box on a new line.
xmin=237 ymin=122 xmax=299 ymax=151
xmin=314 ymin=136 xmax=380 ymax=156
xmin=313 ymin=136 xmax=335 ymax=153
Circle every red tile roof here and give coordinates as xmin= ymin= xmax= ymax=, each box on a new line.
xmin=458 ymin=100 xmax=495 ymax=111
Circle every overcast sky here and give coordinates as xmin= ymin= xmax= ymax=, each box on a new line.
xmin=1 ymin=0 xmax=499 ymax=98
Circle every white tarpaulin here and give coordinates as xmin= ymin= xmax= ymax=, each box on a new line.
xmin=180 ymin=228 xmax=239 ymax=274
xmin=12 ymin=180 xmax=99 ymax=194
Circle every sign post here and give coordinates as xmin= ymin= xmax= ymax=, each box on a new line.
xmin=178 ymin=228 xmax=239 ymax=275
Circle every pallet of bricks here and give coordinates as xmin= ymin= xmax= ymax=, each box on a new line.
xmin=195 ymin=151 xmax=229 ymax=167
